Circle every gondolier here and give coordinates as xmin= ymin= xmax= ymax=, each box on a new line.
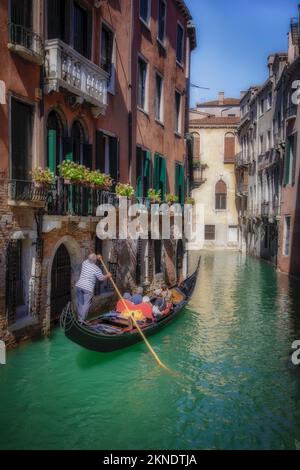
xmin=76 ymin=253 xmax=111 ymax=322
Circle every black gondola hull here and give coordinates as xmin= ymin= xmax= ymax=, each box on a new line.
xmin=61 ymin=259 xmax=200 ymax=353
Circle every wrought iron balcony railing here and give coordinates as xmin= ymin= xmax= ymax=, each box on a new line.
xmin=44 ymin=39 xmax=109 ymax=117
xmin=8 ymin=180 xmax=50 ymax=204
xmin=8 ymin=23 xmax=43 ymax=64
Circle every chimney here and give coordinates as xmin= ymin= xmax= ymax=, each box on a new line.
xmin=218 ymin=91 xmax=225 ymax=105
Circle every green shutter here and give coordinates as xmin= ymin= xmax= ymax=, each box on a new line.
xmin=154 ymin=154 xmax=160 ymax=192
xmin=63 ymin=136 xmax=73 ymax=161
xmin=179 ymin=164 xmax=184 ymax=204
xmin=136 ymin=147 xmax=143 ymax=198
xmin=48 ymin=129 xmax=56 ymax=174
xmin=144 ymin=151 xmax=151 ymax=194
xmin=160 ymin=157 xmax=166 ymax=201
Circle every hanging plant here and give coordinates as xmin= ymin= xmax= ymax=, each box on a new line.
xmin=166 ymin=193 xmax=179 ymax=205
xmin=58 ymin=161 xmax=87 ymax=184
xmin=147 ymin=188 xmax=162 ymax=204
xmin=115 ymin=183 xmax=135 ymax=198
xmin=31 ymin=167 xmax=55 ymax=187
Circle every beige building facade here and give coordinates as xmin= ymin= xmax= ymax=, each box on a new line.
xmin=189 ymin=93 xmax=240 ymax=249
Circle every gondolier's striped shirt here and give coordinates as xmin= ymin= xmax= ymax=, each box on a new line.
xmin=76 ymin=260 xmax=105 ymax=293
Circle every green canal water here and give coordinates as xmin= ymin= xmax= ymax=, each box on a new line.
xmin=1 ymin=251 xmax=300 ymax=450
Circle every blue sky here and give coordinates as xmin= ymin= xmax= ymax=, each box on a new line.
xmin=186 ymin=0 xmax=299 ymax=106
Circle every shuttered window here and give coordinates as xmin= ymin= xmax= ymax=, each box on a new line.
xmin=136 ymin=147 xmax=152 ymax=198
xmin=47 ymin=111 xmax=63 ymax=175
xmin=154 ymin=153 xmax=166 ymax=201
xmin=215 ymin=180 xmax=227 ymax=210
xmin=11 ymin=98 xmax=33 ymax=180
xmin=284 ymin=133 xmax=297 ymax=186
xmin=224 ymin=133 xmax=235 ymax=163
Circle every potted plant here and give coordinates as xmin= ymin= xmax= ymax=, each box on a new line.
xmin=186 ymin=196 xmax=195 ymax=206
xmin=166 ymin=193 xmax=179 ymax=206
xmin=102 ymin=174 xmax=113 ymax=192
xmin=115 ymin=183 xmax=135 ymax=198
xmin=58 ymin=160 xmax=86 ymax=185
xmin=31 ymin=167 xmax=55 ymax=188
xmin=147 ymin=188 xmax=162 ymax=204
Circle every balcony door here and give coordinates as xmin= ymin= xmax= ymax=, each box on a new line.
xmin=96 ymin=131 xmax=119 ymax=188
xmin=47 ymin=0 xmax=66 ymax=41
xmin=47 ymin=111 xmax=64 ymax=175
xmin=11 ymin=98 xmax=33 ymax=181
xmin=10 ymin=0 xmax=32 ymax=28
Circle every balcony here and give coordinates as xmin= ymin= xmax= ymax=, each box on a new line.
xmin=286 ymin=104 xmax=298 ymax=122
xmin=44 ymin=39 xmax=109 ymax=117
xmin=8 ymin=23 xmax=43 ymax=65
xmin=8 ymin=179 xmax=119 ymax=215
xmin=8 ymin=180 xmax=49 ymax=207
xmin=193 ymin=162 xmax=207 ymax=188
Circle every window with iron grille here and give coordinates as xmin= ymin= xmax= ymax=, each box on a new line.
xmin=205 ymin=225 xmax=215 ymax=241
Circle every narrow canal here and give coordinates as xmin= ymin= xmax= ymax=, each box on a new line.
xmin=1 ymin=252 xmax=300 ymax=450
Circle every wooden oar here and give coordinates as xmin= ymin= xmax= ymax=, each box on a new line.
xmin=98 ymin=255 xmax=170 ymax=372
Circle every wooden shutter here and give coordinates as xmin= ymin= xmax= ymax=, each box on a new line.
xmin=110 ymin=137 xmax=119 ymax=186
xmin=48 ymin=129 xmax=57 ymax=174
xmin=144 ymin=151 xmax=151 ymax=196
xmin=96 ymin=131 xmax=105 ymax=172
xmin=160 ymin=157 xmax=166 ymax=201
xmin=83 ymin=143 xmax=93 ymax=169
xmin=224 ymin=134 xmax=235 ymax=163
xmin=179 ymin=164 xmax=184 ymax=204
xmin=193 ymin=134 xmax=200 ymax=160
xmin=154 ymin=154 xmax=160 ymax=192
xmin=136 ymin=147 xmax=143 ymax=198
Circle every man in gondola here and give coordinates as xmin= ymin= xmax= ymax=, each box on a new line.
xmin=76 ymin=253 xmax=111 ymax=322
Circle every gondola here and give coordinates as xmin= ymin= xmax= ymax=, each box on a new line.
xmin=60 ymin=258 xmax=200 ymax=353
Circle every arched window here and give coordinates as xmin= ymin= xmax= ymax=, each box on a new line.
xmin=215 ymin=180 xmax=227 ymax=210
xmin=224 ymin=132 xmax=235 ymax=163
xmin=71 ymin=121 xmax=92 ymax=168
xmin=47 ymin=111 xmax=64 ymax=175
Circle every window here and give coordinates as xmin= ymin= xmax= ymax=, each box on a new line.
xmin=176 ymin=23 xmax=184 ymax=64
xmin=6 ymin=240 xmax=25 ymax=325
xmin=224 ymin=132 xmax=235 ymax=163
xmin=73 ymin=2 xmax=92 ymax=59
xmin=154 ymin=153 xmax=166 ymax=201
xmin=215 ymin=180 xmax=227 ymax=210
xmin=140 ymin=0 xmax=150 ymax=25
xmin=138 ymin=57 xmax=148 ymax=111
xmin=154 ymin=240 xmax=162 ymax=274
xmin=47 ymin=111 xmax=64 ymax=175
xmin=284 ymin=133 xmax=297 ymax=185
xmin=11 ymin=98 xmax=33 ymax=180
xmin=174 ymin=91 xmax=182 ymax=134
xmin=10 ymin=0 xmax=33 ymax=49
xmin=259 ymin=135 xmax=264 ymax=155
xmin=267 ymin=92 xmax=272 ymax=109
xmin=175 ymin=162 xmax=184 ymax=205
xmin=205 ymin=225 xmax=215 ymax=241
xmin=136 ymin=148 xmax=152 ymax=198
xmin=283 ymin=216 xmax=291 ymax=256
xmin=101 ymin=24 xmax=114 ymax=75
xmin=158 ymin=0 xmax=166 ymax=44
xmin=96 ymin=131 xmax=119 ymax=186
xmin=260 ymin=98 xmax=264 ymax=115
xmin=155 ymin=73 xmax=164 ymax=122
xmin=47 ymin=0 xmax=66 ymax=41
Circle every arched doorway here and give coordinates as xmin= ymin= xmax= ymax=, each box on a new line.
xmin=51 ymin=244 xmax=71 ymax=322
xmin=176 ymin=240 xmax=184 ymax=283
